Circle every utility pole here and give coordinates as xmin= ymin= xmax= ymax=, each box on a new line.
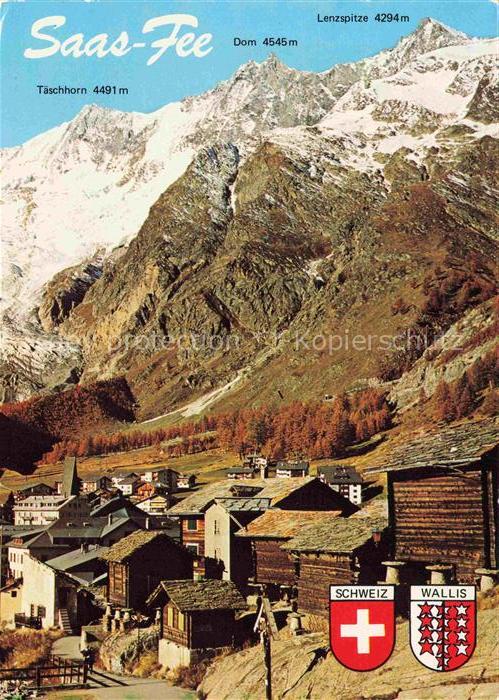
xmin=262 ymin=621 xmax=272 ymax=700
xmin=254 ymin=594 xmax=277 ymax=700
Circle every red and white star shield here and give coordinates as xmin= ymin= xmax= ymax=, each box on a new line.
xmin=410 ymin=586 xmax=476 ymax=671
xmin=329 ymin=585 xmax=396 ymax=671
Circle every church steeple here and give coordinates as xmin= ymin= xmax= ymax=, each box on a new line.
xmin=62 ymin=456 xmax=81 ymax=497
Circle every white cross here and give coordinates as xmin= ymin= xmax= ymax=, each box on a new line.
xmin=340 ymin=609 xmax=386 ymax=654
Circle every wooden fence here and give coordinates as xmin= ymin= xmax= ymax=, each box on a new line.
xmin=0 ymin=655 xmax=87 ymax=688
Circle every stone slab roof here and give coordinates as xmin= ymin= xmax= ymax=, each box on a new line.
xmin=282 ymin=514 xmax=388 ymax=554
xmin=366 ymin=419 xmax=498 ymax=474
xmin=236 ymin=509 xmax=341 ymax=539
xmin=100 ymin=530 xmax=173 ymax=562
xmin=148 ymin=579 xmax=247 ymax=612
xmin=168 ymin=477 xmax=317 ymax=515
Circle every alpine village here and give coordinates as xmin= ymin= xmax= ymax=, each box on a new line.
xmin=1 ymin=16 xmax=499 ymax=700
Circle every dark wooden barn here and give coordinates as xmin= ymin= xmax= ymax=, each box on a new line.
xmin=237 ymin=510 xmax=342 ymax=590
xmin=102 ymin=531 xmax=193 ymax=610
xmin=147 ymin=579 xmax=247 ymax=667
xmin=366 ymin=419 xmax=498 ymax=583
xmin=283 ymin=502 xmax=389 ymax=618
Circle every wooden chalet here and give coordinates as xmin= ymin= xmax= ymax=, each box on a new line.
xmin=102 ymin=531 xmax=193 ymax=610
xmin=147 ymin=579 xmax=247 ymax=669
xmin=226 ymin=466 xmax=257 ymax=480
xmin=366 ymin=420 xmax=498 ymax=583
xmin=283 ymin=501 xmax=388 ymax=618
xmin=237 ymin=510 xmax=341 ymax=591
xmin=275 ymin=461 xmax=309 ymax=478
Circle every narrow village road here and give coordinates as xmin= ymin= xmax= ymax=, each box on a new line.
xmin=50 ymin=637 xmax=196 ymax=700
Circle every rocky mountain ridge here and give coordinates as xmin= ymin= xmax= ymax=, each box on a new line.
xmin=1 ymin=19 xmax=497 ymax=415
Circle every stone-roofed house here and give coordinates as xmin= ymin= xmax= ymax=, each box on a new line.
xmin=168 ymin=477 xmax=355 ymax=560
xmin=102 ymin=531 xmax=193 ymax=611
xmin=283 ymin=498 xmax=389 ymax=618
xmin=148 ymin=579 xmax=247 ymax=670
xmin=318 ymin=464 xmax=363 ymax=505
xmin=237 ymin=510 xmax=342 ymax=594
xmin=366 ymin=419 xmax=498 ymax=584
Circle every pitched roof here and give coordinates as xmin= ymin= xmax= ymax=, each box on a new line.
xmin=283 ymin=513 xmax=388 ymax=554
xmin=100 ymin=530 xmax=186 ymax=562
xmin=13 ymin=495 xmax=67 ymax=508
xmin=90 ymin=496 xmax=146 ymax=518
xmin=226 ymin=466 xmax=256 ymax=474
xmin=276 ymin=461 xmax=309 ymax=472
xmin=118 ymin=477 xmax=139 ymax=485
xmin=148 ymin=579 xmax=247 ymax=611
xmin=366 ymin=419 xmax=499 ymax=474
xmin=1 ymin=526 xmax=47 ymax=544
xmin=236 ymin=509 xmax=341 ymax=539
xmin=16 ymin=482 xmax=53 ymax=492
xmin=47 ymin=515 xmax=139 ymax=541
xmin=318 ymin=465 xmax=362 ymax=483
xmin=47 ymin=545 xmax=108 ymax=571
xmin=168 ymin=477 xmax=318 ymax=515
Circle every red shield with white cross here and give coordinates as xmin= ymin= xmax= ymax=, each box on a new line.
xmin=410 ymin=586 xmax=476 ymax=671
xmin=329 ymin=585 xmax=396 ymax=671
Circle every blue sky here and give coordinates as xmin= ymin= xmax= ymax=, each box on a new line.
xmin=1 ymin=1 xmax=497 ymax=147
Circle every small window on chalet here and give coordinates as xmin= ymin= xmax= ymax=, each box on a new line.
xmin=187 ymin=518 xmax=198 ymax=531
xmin=186 ymin=544 xmax=199 ymax=555
xmin=214 ymin=520 xmax=220 ymax=534
xmin=167 ymin=605 xmax=185 ymax=630
xmin=11 ymin=591 xmax=17 ymax=598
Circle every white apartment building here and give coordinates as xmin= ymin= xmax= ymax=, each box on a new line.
xmin=13 ymin=495 xmax=91 ymax=527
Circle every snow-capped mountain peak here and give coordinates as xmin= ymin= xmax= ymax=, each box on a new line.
xmin=0 ymin=19 xmax=493 ymax=324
